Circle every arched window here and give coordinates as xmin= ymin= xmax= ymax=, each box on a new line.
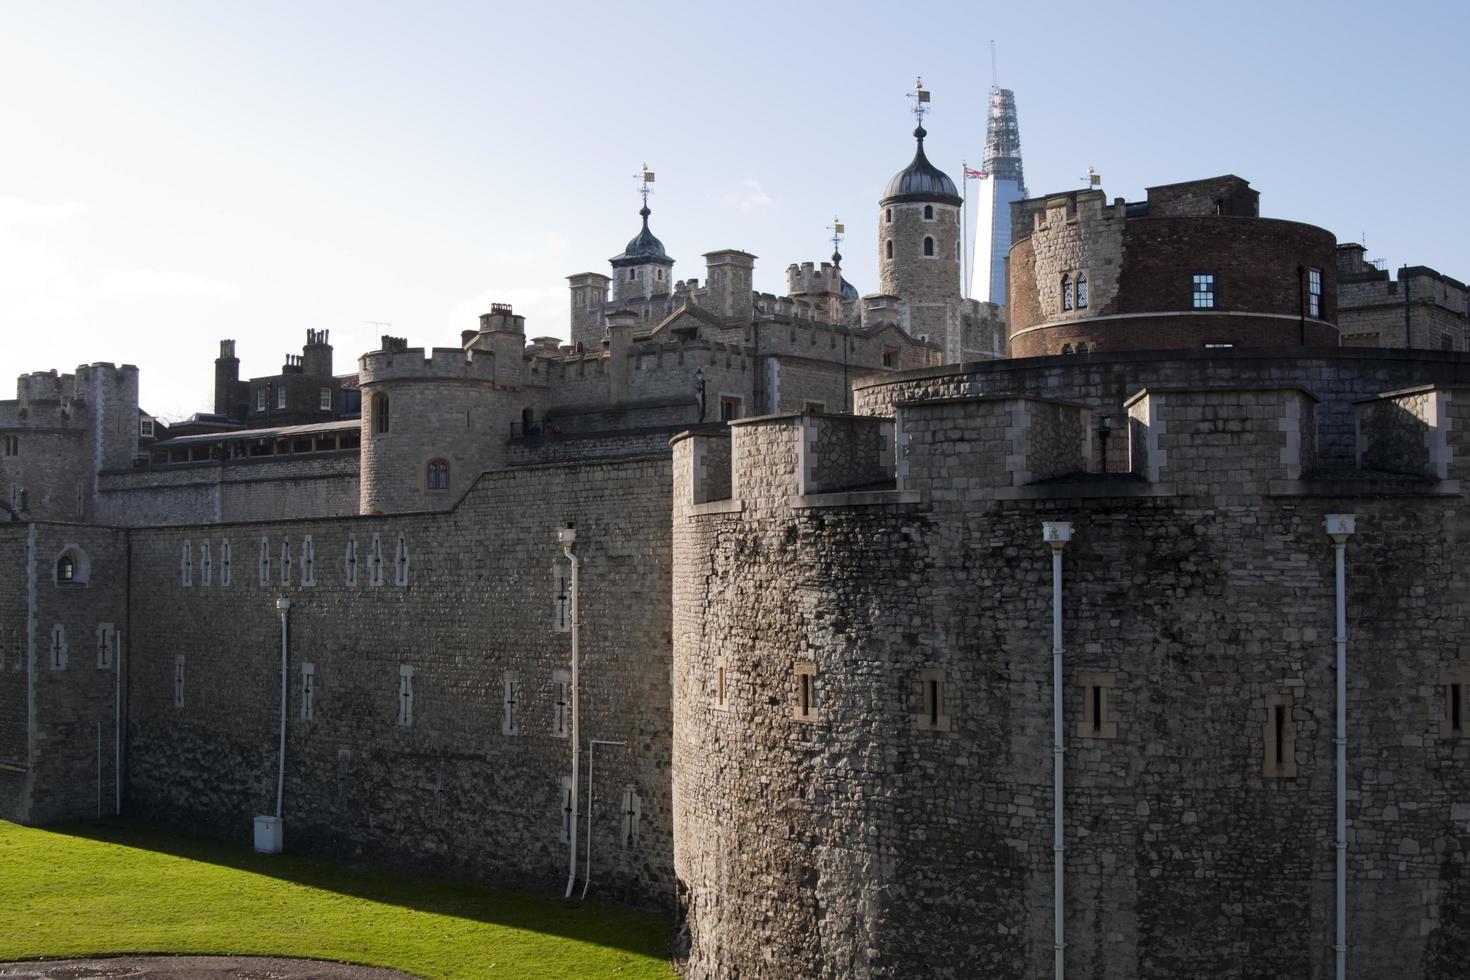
xmin=1062 ymin=344 xmax=1074 ymax=355
xmin=372 ymin=394 xmax=390 ymax=434
xmin=54 ymin=547 xmax=88 ymax=586
xmin=923 ymin=236 xmax=934 ymax=257
xmin=885 ymin=208 xmax=892 ymax=224
xmin=923 ymin=205 xmax=934 ymax=220
xmin=426 ymin=460 xmax=449 ymax=491
xmin=1076 ymin=273 xmax=1089 ymax=309
xmin=885 ymin=239 xmax=893 ymax=259
xmin=1077 ymin=342 xmax=1089 ymax=354
xmin=1062 ymin=274 xmax=1073 ymax=311
xmin=954 ymin=241 xmax=960 ymax=259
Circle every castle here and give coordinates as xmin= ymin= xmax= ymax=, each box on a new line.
xmin=3 ymin=103 xmax=1470 ymax=979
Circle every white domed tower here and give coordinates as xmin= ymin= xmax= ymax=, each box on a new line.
xmin=879 ymin=107 xmax=965 ymax=360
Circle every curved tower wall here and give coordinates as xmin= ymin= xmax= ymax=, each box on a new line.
xmin=672 ymin=379 xmax=1470 ymax=978
xmin=878 ymin=200 xmax=962 ymax=350
xmin=358 ymin=347 xmax=517 ymax=515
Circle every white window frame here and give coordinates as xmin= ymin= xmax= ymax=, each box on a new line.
xmin=319 ymin=387 xmax=332 ymax=411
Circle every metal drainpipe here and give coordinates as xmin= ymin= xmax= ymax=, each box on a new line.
xmin=1043 ymin=521 xmax=1074 ymax=980
xmin=582 ymin=738 xmax=628 ymax=900
xmin=558 ymin=528 xmax=580 ymax=899
xmin=1325 ymin=515 xmax=1355 ymax=980
xmin=275 ymin=597 xmax=290 ymax=820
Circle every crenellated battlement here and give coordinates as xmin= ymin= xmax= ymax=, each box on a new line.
xmin=1031 ymin=188 xmax=1127 ymax=234
xmin=358 ymin=346 xmax=499 ymax=384
xmin=786 ymin=260 xmax=842 ymax=297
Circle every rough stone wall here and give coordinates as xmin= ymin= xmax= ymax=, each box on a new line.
xmin=799 ymin=415 xmax=892 ymax=494
xmin=0 ymin=525 xmax=30 ymax=819
xmin=95 ymin=455 xmax=360 ymax=527
xmin=1013 ymin=192 xmax=1126 ymax=322
xmin=22 ymin=523 xmax=129 ymax=825
xmin=853 ymin=348 xmax=1470 ymax=471
xmin=0 ymin=427 xmax=87 ymax=521
xmin=878 ymin=202 xmax=962 ymax=357
xmin=124 ymin=457 xmax=674 ymax=908
xmin=1339 ymin=271 xmax=1469 ymax=351
xmin=672 ymin=409 xmax=1470 ymax=980
xmin=1358 ymin=390 xmax=1437 ymax=476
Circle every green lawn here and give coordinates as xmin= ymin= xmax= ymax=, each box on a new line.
xmin=0 ymin=820 xmax=675 ymax=979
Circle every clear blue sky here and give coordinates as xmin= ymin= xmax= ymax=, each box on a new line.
xmin=2 ymin=0 xmax=1466 ymax=417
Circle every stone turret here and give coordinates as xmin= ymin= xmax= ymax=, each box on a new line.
xmin=567 ymin=272 xmax=612 ymax=350
xmin=610 ymin=206 xmax=675 ymax=302
xmin=879 ymin=124 xmax=964 ymax=360
xmin=703 ymin=250 xmax=756 ymax=321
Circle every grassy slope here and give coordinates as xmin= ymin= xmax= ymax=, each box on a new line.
xmin=0 ymin=820 xmax=675 ymax=980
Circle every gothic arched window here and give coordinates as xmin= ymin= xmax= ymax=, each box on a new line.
xmin=885 ymin=239 xmax=893 ymax=259
xmin=923 ymin=236 xmax=934 ymax=257
xmin=923 ymin=205 xmax=934 ymax=220
xmin=426 ymin=460 xmax=450 ymax=491
xmin=1076 ymin=273 xmax=1089 ymax=309
xmin=1062 ymin=274 xmax=1073 ymax=311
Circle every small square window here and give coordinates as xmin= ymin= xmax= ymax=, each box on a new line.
xmin=319 ymin=387 xmax=332 ymax=411
xmin=719 ymin=396 xmax=742 ymax=422
xmin=882 ymin=349 xmax=897 ymax=368
xmin=139 ymin=418 xmax=154 ymax=438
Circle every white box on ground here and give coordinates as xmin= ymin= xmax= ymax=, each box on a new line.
xmin=254 ymin=815 xmax=283 ymax=853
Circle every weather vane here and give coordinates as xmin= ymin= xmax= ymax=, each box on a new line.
xmin=827 ymin=215 xmax=845 ymax=262
xmin=907 ymin=76 xmax=930 ymax=126
xmin=635 ymin=163 xmax=655 ymax=208
xmin=1080 ymin=165 xmax=1101 ymax=188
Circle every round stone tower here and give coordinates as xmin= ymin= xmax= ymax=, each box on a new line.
xmin=879 ymin=125 xmax=964 ymax=357
xmin=358 ymin=307 xmax=531 ymax=515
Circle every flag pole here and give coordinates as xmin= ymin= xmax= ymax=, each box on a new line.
xmin=961 ymin=159 xmax=969 ymax=300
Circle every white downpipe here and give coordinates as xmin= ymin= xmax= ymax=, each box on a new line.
xmin=114 ymin=629 xmax=121 ymax=815
xmin=582 ymin=738 xmax=627 ymax=900
xmin=275 ymin=597 xmax=290 ymax=820
xmin=559 ymin=529 xmax=580 ymax=899
xmin=1043 ymin=521 xmax=1073 ymax=980
xmin=1325 ymin=515 xmax=1354 ymax=980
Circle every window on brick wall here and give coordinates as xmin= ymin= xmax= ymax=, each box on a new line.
xmin=882 ymin=348 xmax=897 ymax=368
xmin=885 ymin=208 xmax=892 ymax=224
xmin=1440 ymin=668 xmax=1470 ymax=738
xmin=174 ymin=655 xmax=185 ymax=708
xmin=551 ymin=669 xmax=570 ymax=737
xmin=885 ymin=239 xmax=893 ymax=259
xmin=301 ymin=662 xmax=315 ymax=721
xmin=256 ymin=389 xmax=266 ymax=412
xmin=50 ymin=624 xmax=67 ymax=670
xmin=300 ymin=535 xmax=315 ymax=586
xmin=259 ymin=537 xmax=271 ymax=586
xmin=1076 ymin=273 xmax=1089 ymax=309
xmin=1062 ymin=274 xmax=1073 ymax=311
xmin=344 ymin=536 xmax=358 ymax=587
xmin=1262 ymin=694 xmax=1296 ymax=777
xmin=2 ymin=435 xmax=17 ymax=456
xmin=793 ymin=661 xmax=818 ymax=722
xmin=923 ymin=236 xmax=935 ymax=257
xmin=1192 ymin=273 xmax=1216 ymax=309
xmin=503 ymin=672 xmax=521 ymax=735
xmin=96 ymin=623 xmax=115 ymax=670
xmin=200 ymin=541 xmax=211 ymax=587
xmin=276 ymin=388 xmax=286 ymax=410
xmin=372 ymin=394 xmax=390 ymax=434
xmin=398 ymin=664 xmax=414 ymax=726
xmin=280 ymin=540 xmax=291 ymax=586
xmin=220 ymin=539 xmax=231 ymax=587
xmin=426 ymin=460 xmax=450 ymax=491
xmin=369 ymin=534 xmax=384 ymax=587
xmin=1308 ymin=268 xmax=1322 ymax=318
xmin=720 ymin=396 xmax=742 ymax=422
xmin=319 ymin=387 xmax=332 ymax=411
xmin=915 ymin=668 xmax=950 ymax=732
xmin=621 ymin=785 xmax=641 ymax=848
xmin=394 ymin=535 xmax=409 ymax=586
xmin=180 ymin=541 xmax=192 ymax=587
xmin=1079 ymin=672 xmax=1118 ymax=738
xmin=922 ymin=204 xmax=934 ymax=220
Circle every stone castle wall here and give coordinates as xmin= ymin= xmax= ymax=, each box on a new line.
xmin=671 ymin=393 xmax=1470 ymax=979
xmin=96 ymin=454 xmax=360 ymax=527
xmin=121 ymin=456 xmax=674 ymax=907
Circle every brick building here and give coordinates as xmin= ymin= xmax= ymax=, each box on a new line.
xmin=1008 ymin=175 xmax=1339 ymax=357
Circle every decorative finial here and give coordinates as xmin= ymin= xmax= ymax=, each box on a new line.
xmin=1080 ymin=165 xmax=1101 ymax=188
xmin=635 ymin=163 xmax=655 ymax=210
xmin=907 ymin=76 xmax=931 ymax=129
xmin=827 ymin=215 xmax=845 ymax=267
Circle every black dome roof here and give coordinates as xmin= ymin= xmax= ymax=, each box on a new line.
xmin=881 ymin=126 xmax=963 ymax=207
xmin=610 ymin=207 xmax=674 ymax=267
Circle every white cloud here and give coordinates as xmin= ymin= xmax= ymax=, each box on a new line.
xmin=96 ymin=268 xmax=241 ymax=302
xmin=0 ymin=196 xmax=86 ymax=225
xmin=723 ymin=179 xmax=771 ymax=212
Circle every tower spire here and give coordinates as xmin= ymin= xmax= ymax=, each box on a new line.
xmin=827 ymin=215 xmax=845 ymax=267
xmin=634 ymin=163 xmax=655 ymax=219
xmin=906 ymin=76 xmax=931 ymax=132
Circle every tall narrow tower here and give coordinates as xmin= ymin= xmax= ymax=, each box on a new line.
xmin=969 ymin=82 xmax=1026 ymax=305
